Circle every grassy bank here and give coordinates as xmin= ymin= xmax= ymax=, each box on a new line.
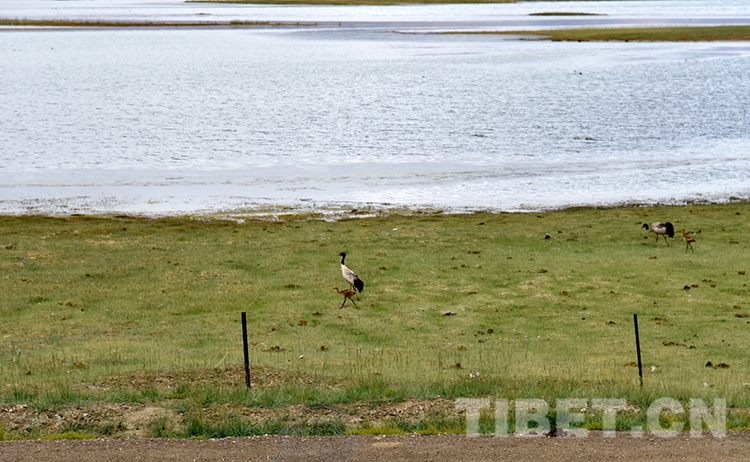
xmin=1 ymin=203 xmax=750 ymax=438
xmin=462 ymin=25 xmax=750 ymax=42
xmin=0 ymin=19 xmax=306 ymax=27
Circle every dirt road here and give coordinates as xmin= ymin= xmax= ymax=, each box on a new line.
xmin=1 ymin=432 xmax=750 ymax=462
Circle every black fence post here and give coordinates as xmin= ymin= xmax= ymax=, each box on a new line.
xmin=242 ymin=312 xmax=251 ymax=388
xmin=633 ymin=314 xmax=643 ymax=387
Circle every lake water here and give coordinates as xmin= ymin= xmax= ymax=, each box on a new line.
xmin=2 ymin=1 xmax=750 ymax=216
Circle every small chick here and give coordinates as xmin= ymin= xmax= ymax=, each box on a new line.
xmin=333 ymin=286 xmax=358 ymax=308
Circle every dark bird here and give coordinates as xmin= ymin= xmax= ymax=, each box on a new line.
xmin=678 ymin=228 xmax=696 ymax=253
xmin=642 ymin=222 xmax=674 ymax=246
xmin=339 ymin=252 xmax=364 ymax=293
xmin=333 ymin=286 xmax=358 ymax=308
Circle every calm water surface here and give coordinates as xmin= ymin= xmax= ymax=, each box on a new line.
xmin=1 ymin=1 xmax=750 ymax=215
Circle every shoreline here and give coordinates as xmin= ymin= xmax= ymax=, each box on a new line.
xmin=1 ymin=196 xmax=749 ymax=220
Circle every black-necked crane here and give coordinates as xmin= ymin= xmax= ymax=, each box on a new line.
xmin=339 ymin=252 xmax=364 ymax=293
xmin=642 ymin=222 xmax=674 ymax=246
xmin=333 ymin=286 xmax=358 ymax=308
xmin=678 ymin=228 xmax=696 ymax=253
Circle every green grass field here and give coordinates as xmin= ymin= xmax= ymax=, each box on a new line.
xmin=1 ymin=203 xmax=749 ymax=438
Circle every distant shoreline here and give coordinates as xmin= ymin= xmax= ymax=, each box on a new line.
xmin=3 ymin=18 xmax=750 ymax=41
xmin=0 ymin=19 xmax=314 ymax=28
xmin=2 ymin=198 xmax=749 ymax=221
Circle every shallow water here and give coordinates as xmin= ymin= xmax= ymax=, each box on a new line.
xmin=1 ymin=1 xmax=750 ymax=216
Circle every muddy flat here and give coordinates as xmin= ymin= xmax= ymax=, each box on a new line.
xmin=1 ymin=432 xmax=749 ymax=462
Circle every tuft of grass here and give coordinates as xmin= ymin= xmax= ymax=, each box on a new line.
xmin=39 ymin=431 xmax=98 ymax=441
xmin=0 ymin=422 xmax=18 ymax=441
xmin=146 ymin=415 xmax=178 ymax=439
xmin=352 ymin=421 xmax=409 ymax=435
xmin=184 ymin=414 xmax=294 ymax=438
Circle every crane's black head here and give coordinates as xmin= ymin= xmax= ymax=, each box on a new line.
xmin=339 ymin=252 xmax=347 ymax=258
xmin=642 ymin=223 xmax=649 ymax=230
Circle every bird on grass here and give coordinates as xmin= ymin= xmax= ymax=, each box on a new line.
xmin=339 ymin=252 xmax=364 ymax=293
xmin=678 ymin=228 xmax=696 ymax=253
xmin=642 ymin=222 xmax=674 ymax=247
xmin=333 ymin=286 xmax=358 ymax=308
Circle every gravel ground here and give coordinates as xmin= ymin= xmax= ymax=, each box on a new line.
xmin=1 ymin=432 xmax=750 ymax=462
